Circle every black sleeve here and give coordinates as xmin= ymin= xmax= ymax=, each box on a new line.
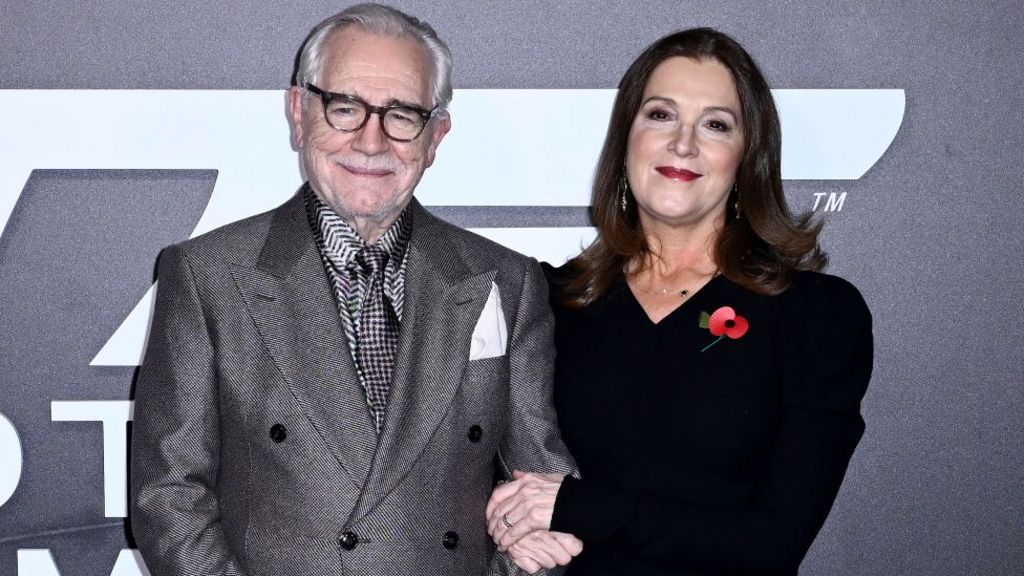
xmin=550 ymin=275 xmax=873 ymax=574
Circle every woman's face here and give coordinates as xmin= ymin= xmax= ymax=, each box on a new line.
xmin=625 ymin=56 xmax=745 ymax=233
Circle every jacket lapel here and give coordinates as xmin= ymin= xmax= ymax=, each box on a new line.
xmin=230 ymin=192 xmax=377 ymax=489
xmin=349 ymin=201 xmax=496 ymax=523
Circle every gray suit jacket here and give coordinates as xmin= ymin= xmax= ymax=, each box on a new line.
xmin=130 ymin=191 xmax=577 ymax=576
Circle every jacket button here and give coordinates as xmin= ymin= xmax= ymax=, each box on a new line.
xmin=467 ymin=424 xmax=483 ymax=443
xmin=269 ymin=424 xmax=287 ymax=443
xmin=442 ymin=530 xmax=459 ymax=550
xmin=339 ymin=530 xmax=359 ymax=551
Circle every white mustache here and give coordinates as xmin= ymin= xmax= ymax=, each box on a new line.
xmin=332 ymin=154 xmax=400 ymax=173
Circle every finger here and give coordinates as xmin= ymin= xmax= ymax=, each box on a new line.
xmin=487 ymin=515 xmax=497 ymax=540
xmin=492 ymin=517 xmax=511 ymax=547
xmin=536 ymin=532 xmax=577 ymax=561
xmin=509 ymin=551 xmax=541 ymax=574
xmin=495 ymin=497 xmax=535 ymax=538
xmin=489 ymin=509 xmax=511 ymax=543
xmin=487 ymin=478 xmax=524 ymax=518
xmin=487 ymin=481 xmax=521 ymax=515
xmin=492 ymin=489 xmax=525 ymax=534
xmin=550 ymin=531 xmax=584 ymax=556
xmin=512 ymin=469 xmax=527 ymax=480
xmin=499 ymin=487 xmax=537 ymax=536
xmin=498 ymin=500 xmax=555 ymax=549
xmin=487 ymin=506 xmax=506 ymax=538
xmin=536 ymin=531 xmax=572 ymax=565
xmin=487 ymin=505 xmax=499 ymax=538
xmin=495 ymin=524 xmax=515 ymax=552
xmin=489 ymin=500 xmax=517 ymax=541
xmin=495 ymin=517 xmax=510 ymax=542
xmin=499 ymin=513 xmax=540 ymax=550
xmin=515 ymin=534 xmax=557 ymax=569
xmin=485 ymin=493 xmax=499 ymax=519
xmin=497 ymin=517 xmax=523 ymax=550
xmin=493 ymin=500 xmax=530 ymax=549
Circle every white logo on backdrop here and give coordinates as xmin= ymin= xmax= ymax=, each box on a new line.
xmin=0 ymin=89 xmax=905 ymax=366
xmin=0 ymin=413 xmax=23 ymax=507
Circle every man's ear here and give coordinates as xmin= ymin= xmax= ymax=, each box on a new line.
xmin=287 ymin=86 xmax=306 ymax=149
xmin=424 ymin=114 xmax=451 ymax=168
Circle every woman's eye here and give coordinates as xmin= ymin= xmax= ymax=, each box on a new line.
xmin=647 ymin=108 xmax=672 ymax=121
xmin=706 ymin=119 xmax=731 ymax=132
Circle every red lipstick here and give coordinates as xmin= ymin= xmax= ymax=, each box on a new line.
xmin=656 ymin=167 xmax=702 ymax=181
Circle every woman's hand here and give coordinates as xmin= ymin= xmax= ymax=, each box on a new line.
xmin=507 ymin=530 xmax=584 ymax=573
xmin=487 ymin=470 xmax=566 ymax=551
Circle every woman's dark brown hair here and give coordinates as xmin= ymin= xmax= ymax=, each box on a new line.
xmin=560 ymin=27 xmax=826 ymax=308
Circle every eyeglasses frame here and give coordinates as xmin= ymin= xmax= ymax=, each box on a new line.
xmin=304 ymin=83 xmax=436 ymax=142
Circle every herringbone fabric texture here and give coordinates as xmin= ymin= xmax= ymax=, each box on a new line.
xmin=130 ymin=190 xmax=578 ymax=576
xmin=355 ymin=244 xmax=399 ymax=431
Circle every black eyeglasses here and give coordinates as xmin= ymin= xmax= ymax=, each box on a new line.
xmin=304 ymin=83 xmax=436 ymax=142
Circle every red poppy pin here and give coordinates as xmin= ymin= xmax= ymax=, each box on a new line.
xmin=698 ymin=306 xmax=749 ymax=352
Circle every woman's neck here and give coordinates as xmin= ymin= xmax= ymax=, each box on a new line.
xmin=630 ymin=223 xmax=719 ymax=278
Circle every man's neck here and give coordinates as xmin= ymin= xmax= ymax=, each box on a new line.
xmin=344 ymin=214 xmax=398 ymax=245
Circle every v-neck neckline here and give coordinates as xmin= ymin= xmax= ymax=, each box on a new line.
xmin=623 ymin=272 xmax=723 ymax=327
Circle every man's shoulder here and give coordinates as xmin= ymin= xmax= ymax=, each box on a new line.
xmin=171 ymin=196 xmax=299 ymax=267
xmin=416 ymin=206 xmax=533 ymax=271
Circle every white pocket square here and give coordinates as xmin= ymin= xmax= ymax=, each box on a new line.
xmin=469 ymin=282 xmax=508 ymax=361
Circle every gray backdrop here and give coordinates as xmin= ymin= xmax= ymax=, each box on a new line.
xmin=1 ymin=1 xmax=1022 ymax=575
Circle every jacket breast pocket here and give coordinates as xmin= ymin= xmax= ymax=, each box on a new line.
xmin=451 ymin=356 xmax=510 ymax=452
xmin=464 ymin=355 xmax=509 ymax=383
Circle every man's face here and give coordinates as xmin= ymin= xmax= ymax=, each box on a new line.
xmin=288 ymin=27 xmax=450 ymax=224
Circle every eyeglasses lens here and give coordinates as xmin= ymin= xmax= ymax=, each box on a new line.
xmin=323 ymin=97 xmax=425 ymax=141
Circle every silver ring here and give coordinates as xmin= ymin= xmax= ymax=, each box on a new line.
xmin=501 ymin=513 xmax=514 ymax=529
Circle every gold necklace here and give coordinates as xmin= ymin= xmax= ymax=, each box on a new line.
xmin=628 ymin=270 xmax=719 ymax=298
xmin=633 ymin=283 xmax=691 ymax=297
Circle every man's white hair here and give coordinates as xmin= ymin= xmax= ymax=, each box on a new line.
xmin=294 ymin=3 xmax=453 ymax=114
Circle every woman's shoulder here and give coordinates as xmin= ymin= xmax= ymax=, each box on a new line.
xmin=540 ymin=260 xmax=628 ymax=318
xmin=774 ymin=270 xmax=873 ymax=349
xmin=540 ymin=260 xmax=575 ymax=284
xmin=771 ymin=271 xmax=873 ymax=409
xmin=540 ymin=261 xmax=581 ymax=307
xmin=783 ymin=270 xmax=869 ymax=312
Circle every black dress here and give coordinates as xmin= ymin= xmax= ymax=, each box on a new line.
xmin=545 ymin=266 xmax=873 ymax=576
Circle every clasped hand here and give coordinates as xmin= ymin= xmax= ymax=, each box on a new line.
xmin=486 ymin=470 xmax=583 ymax=573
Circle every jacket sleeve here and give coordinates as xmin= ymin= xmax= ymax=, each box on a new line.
xmin=489 ymin=258 xmax=580 ymax=576
xmin=130 ymin=244 xmax=247 ymax=576
xmin=550 ymin=276 xmax=873 ymax=574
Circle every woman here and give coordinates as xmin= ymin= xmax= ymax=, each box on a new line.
xmin=486 ymin=28 xmax=873 ymax=575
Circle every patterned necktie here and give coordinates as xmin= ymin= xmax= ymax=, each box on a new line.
xmin=355 ymin=244 xmax=399 ymax=432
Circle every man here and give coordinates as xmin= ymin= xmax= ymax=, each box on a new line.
xmin=130 ymin=4 xmax=579 ymax=575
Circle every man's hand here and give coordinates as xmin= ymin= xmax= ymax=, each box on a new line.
xmin=507 ymin=530 xmax=584 ymax=574
xmin=488 ymin=470 xmax=575 ymax=552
